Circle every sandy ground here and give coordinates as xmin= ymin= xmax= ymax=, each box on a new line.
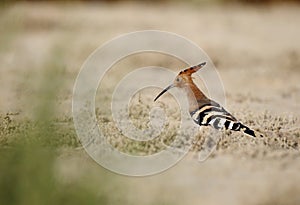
xmin=1 ymin=2 xmax=300 ymax=205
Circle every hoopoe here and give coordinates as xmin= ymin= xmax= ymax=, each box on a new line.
xmin=154 ymin=62 xmax=263 ymax=138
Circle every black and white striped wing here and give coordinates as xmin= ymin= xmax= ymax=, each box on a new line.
xmin=191 ymin=103 xmax=237 ymax=129
xmin=190 ymin=103 xmax=263 ymax=138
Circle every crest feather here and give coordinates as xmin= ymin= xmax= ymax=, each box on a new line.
xmin=180 ymin=62 xmax=207 ymax=76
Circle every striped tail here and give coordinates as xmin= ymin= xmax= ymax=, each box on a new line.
xmin=228 ymin=121 xmax=264 ymax=138
xmin=191 ymin=103 xmax=264 ymax=138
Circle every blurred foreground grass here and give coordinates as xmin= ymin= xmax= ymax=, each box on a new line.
xmin=0 ymin=146 xmax=107 ymax=205
xmin=0 ymin=56 xmax=106 ymax=205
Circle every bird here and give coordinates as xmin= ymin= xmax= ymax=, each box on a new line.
xmin=154 ymin=62 xmax=263 ymax=138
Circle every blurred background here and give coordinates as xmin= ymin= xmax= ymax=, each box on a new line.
xmin=0 ymin=0 xmax=300 ymax=205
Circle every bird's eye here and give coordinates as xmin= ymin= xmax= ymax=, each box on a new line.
xmin=176 ymin=78 xmax=180 ymax=82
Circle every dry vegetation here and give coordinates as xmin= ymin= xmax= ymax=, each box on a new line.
xmin=0 ymin=1 xmax=300 ymax=205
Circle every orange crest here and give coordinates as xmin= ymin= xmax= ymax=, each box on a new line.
xmin=179 ymin=62 xmax=206 ymax=77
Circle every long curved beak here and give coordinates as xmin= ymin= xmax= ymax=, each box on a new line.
xmin=154 ymin=84 xmax=175 ymax=102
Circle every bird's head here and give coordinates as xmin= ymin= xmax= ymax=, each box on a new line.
xmin=154 ymin=62 xmax=206 ymax=102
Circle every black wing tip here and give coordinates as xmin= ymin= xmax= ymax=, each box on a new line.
xmin=246 ymin=129 xmax=265 ymax=138
xmin=198 ymin=62 xmax=207 ymax=67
